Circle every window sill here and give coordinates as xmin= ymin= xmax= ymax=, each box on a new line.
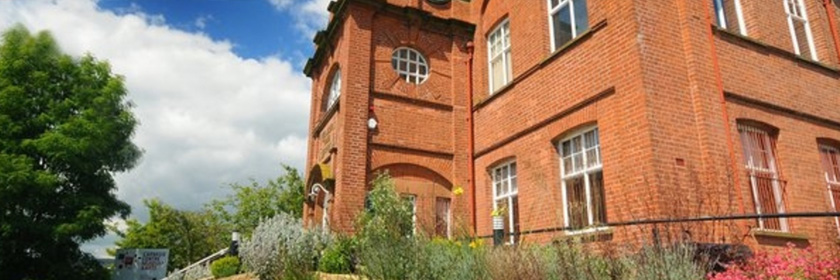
xmin=713 ymin=26 xmax=840 ymax=75
xmin=564 ymin=226 xmax=613 ymax=242
xmin=313 ymin=102 xmax=340 ymax=137
xmin=750 ymin=229 xmax=809 ymax=241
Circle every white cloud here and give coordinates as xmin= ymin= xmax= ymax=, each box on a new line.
xmin=0 ymin=0 xmax=312 ymax=257
xmin=194 ymin=14 xmax=213 ymax=29
xmin=269 ymin=0 xmax=332 ymax=36
xmin=268 ymin=0 xmax=295 ymax=9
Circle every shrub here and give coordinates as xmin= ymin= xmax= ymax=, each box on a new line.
xmin=629 ymin=244 xmax=705 ymax=280
xmin=210 ymin=256 xmax=240 ymax=278
xmin=483 ymin=240 xmax=628 ymax=280
xmin=708 ymin=242 xmax=840 ymax=280
xmin=414 ymin=238 xmax=488 ymax=280
xmin=318 ymin=235 xmax=356 ymax=274
xmin=239 ymin=212 xmax=332 ymax=280
xmin=166 ymin=263 xmax=211 ymax=280
xmin=355 ymin=173 xmax=419 ymax=280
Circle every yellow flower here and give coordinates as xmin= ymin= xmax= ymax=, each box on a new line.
xmin=490 ymin=206 xmax=507 ymax=217
xmin=469 ymin=239 xmax=484 ymax=249
xmin=452 ymin=186 xmax=464 ymax=196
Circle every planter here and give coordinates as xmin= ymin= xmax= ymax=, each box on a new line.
xmin=492 ymin=216 xmax=504 ymax=230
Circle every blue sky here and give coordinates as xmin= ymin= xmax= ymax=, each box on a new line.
xmin=99 ymin=0 xmax=318 ymax=64
xmin=1 ymin=0 xmax=331 ymax=258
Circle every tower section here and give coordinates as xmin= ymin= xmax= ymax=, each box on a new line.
xmin=303 ymin=0 xmax=475 ymax=236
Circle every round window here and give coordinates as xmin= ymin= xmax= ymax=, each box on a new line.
xmin=391 ymin=47 xmax=429 ymax=84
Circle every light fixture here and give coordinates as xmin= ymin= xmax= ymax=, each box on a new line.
xmin=368 ymin=117 xmax=378 ymax=130
xmin=231 ymin=231 xmax=240 ymax=242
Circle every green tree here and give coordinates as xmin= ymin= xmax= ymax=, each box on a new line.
xmin=0 ymin=26 xmax=140 ymax=279
xmin=110 ymin=199 xmax=228 ymax=271
xmin=208 ymin=164 xmax=304 ymax=236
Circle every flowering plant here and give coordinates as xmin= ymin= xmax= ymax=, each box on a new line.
xmin=708 ymin=242 xmax=840 ymax=280
xmin=452 ymin=186 xmax=464 ymax=196
xmin=490 ymin=206 xmax=507 ymax=217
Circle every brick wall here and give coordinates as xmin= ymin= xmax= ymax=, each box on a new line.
xmin=305 ymin=0 xmax=473 ymax=235
xmin=305 ymin=0 xmax=840 ymax=250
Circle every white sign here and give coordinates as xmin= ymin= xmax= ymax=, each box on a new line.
xmin=113 ymin=248 xmax=169 ymax=280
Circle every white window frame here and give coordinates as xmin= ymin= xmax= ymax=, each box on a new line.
xmin=559 ymin=126 xmax=607 ymax=235
xmin=738 ymin=124 xmax=788 ymax=232
xmin=326 ymin=69 xmax=341 ymax=109
xmin=391 ymin=47 xmax=429 ymax=84
xmin=714 ymin=0 xmax=748 ymax=36
xmin=783 ymin=0 xmax=818 ymax=60
xmin=491 ymin=161 xmax=518 ymax=244
xmin=547 ymin=0 xmax=588 ymax=52
xmin=487 ymin=19 xmax=512 ymax=94
xmin=819 ymin=144 xmax=840 ymax=235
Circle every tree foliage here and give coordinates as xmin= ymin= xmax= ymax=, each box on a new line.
xmin=110 ymin=199 xmax=228 ymax=271
xmin=0 ymin=26 xmax=140 ymax=279
xmin=208 ymin=164 xmax=304 ymax=237
xmin=111 ymin=165 xmax=305 ymax=271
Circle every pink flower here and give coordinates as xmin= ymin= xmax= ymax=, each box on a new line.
xmin=708 ymin=244 xmax=840 ymax=280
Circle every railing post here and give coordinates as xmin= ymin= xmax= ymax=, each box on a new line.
xmin=229 ymin=230 xmax=240 ymax=256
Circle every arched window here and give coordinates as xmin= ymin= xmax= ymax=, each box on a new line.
xmin=391 ymin=47 xmax=429 ymax=84
xmin=547 ymin=0 xmax=589 ymax=51
xmin=488 ymin=19 xmax=512 ymax=93
xmin=737 ymin=121 xmax=787 ymax=231
xmin=817 ymin=139 xmax=840 ymax=234
xmin=558 ymin=125 xmax=606 ymax=233
xmin=326 ymin=69 xmax=341 ymax=109
xmin=491 ymin=160 xmax=519 ymax=244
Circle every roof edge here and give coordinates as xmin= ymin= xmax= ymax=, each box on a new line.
xmin=303 ymin=0 xmax=476 ymax=77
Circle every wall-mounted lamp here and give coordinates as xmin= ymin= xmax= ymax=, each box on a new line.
xmin=367 ymin=117 xmax=378 ymax=130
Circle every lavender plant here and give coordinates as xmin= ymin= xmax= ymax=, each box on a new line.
xmin=239 ymin=212 xmax=331 ymax=280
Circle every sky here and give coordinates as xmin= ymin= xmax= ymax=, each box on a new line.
xmin=0 ymin=0 xmax=332 ymax=258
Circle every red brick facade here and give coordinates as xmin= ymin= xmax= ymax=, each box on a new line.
xmin=303 ymin=0 xmax=840 ymax=250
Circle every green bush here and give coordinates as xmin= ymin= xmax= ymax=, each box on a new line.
xmin=628 ymin=244 xmax=705 ymax=280
xmin=355 ymin=173 xmax=419 ymax=280
xmin=414 ymin=238 xmax=488 ymax=280
xmin=318 ymin=235 xmax=356 ymax=274
xmin=239 ymin=212 xmax=331 ymax=280
xmin=304 ymin=172 xmax=709 ymax=280
xmin=210 ymin=256 xmax=240 ymax=279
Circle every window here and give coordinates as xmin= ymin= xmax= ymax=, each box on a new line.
xmin=435 ymin=197 xmax=451 ymax=238
xmin=548 ymin=0 xmax=589 ymax=51
xmin=326 ymin=69 xmax=341 ymax=109
xmin=818 ymin=144 xmax=840 ymax=234
xmin=559 ymin=127 xmax=606 ymax=232
xmin=713 ymin=0 xmax=747 ymax=35
xmin=738 ymin=124 xmax=787 ymax=231
xmin=784 ymin=0 xmax=818 ymax=60
xmin=391 ymin=47 xmax=429 ymax=84
xmin=488 ymin=20 xmax=512 ymax=93
xmin=492 ymin=161 xmax=519 ymax=244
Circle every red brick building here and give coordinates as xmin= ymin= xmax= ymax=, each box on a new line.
xmin=303 ymin=0 xmax=840 ymax=249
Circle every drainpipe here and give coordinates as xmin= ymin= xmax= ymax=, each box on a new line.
xmin=702 ymin=0 xmax=748 ymax=237
xmin=466 ymin=41 xmax=477 ymax=234
xmin=824 ymin=0 xmax=840 ymax=64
